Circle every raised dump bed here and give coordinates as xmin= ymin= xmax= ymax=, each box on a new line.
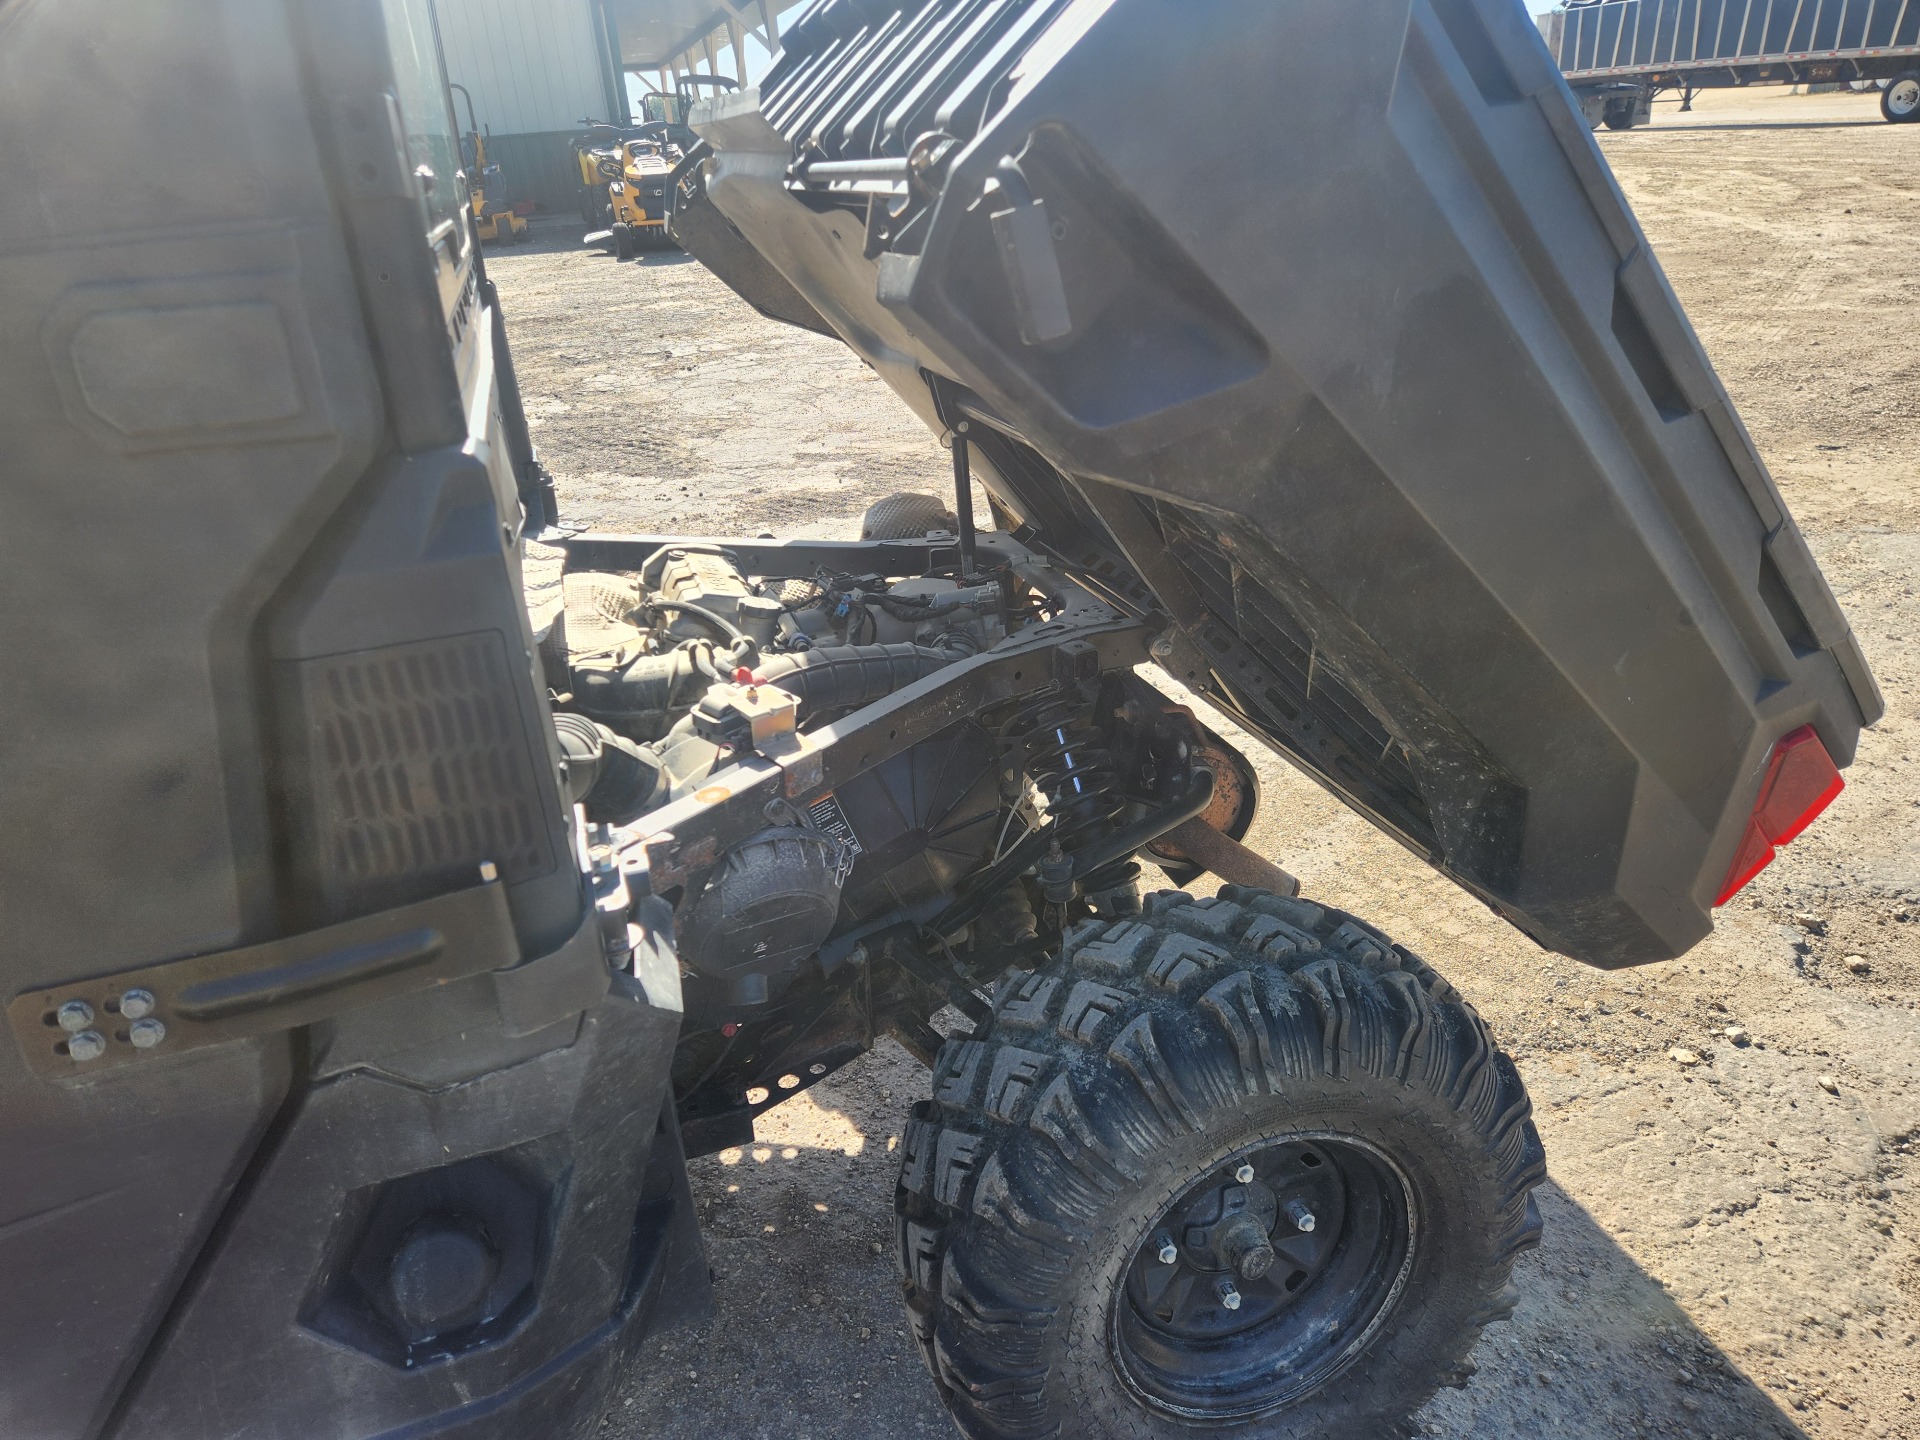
xmin=686 ymin=0 xmax=1881 ymax=968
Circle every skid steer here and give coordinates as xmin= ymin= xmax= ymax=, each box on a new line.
xmin=0 ymin=3 xmax=1878 ymax=1440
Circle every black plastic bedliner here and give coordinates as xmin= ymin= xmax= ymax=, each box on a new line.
xmin=685 ymin=0 xmax=1879 ymax=967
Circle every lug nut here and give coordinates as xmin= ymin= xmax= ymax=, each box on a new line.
xmin=1234 ymin=1163 xmax=1255 ymax=1185
xmin=56 ymin=1000 xmax=94 ymax=1033
xmin=119 ymin=989 xmax=157 ymax=1020
xmin=129 ymin=1018 xmax=166 ymax=1049
xmin=1284 ymin=1198 xmax=1317 ymax=1233
xmin=1155 ymin=1233 xmax=1178 ymax=1265
xmin=1215 ymin=1277 xmax=1242 ymax=1311
xmin=68 ymin=1030 xmax=106 ymax=1062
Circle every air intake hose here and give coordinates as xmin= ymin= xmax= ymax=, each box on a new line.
xmin=572 ymin=647 xmax=713 ymax=740
xmin=553 ymin=713 xmax=662 ymax=825
xmin=755 ymin=644 xmax=955 ymax=717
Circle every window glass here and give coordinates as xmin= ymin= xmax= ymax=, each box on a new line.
xmin=380 ymin=0 xmax=463 ymax=236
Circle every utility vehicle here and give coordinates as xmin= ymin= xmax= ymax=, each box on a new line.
xmin=0 ymin=2 xmax=1877 ymax=1439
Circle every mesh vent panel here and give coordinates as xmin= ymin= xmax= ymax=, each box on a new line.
xmin=296 ymin=633 xmax=554 ymax=916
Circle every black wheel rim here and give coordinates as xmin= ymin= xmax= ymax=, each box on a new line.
xmin=1109 ymin=1133 xmax=1417 ymax=1421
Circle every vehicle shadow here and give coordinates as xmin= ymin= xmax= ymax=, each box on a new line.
xmin=479 ymin=220 xmax=694 ymax=263
xmin=1415 ymin=1180 xmax=1811 ymax=1439
xmin=604 ymin=1052 xmax=1816 ymax=1440
xmin=483 ymin=219 xmax=584 ymax=257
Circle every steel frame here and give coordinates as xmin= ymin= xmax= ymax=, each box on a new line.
xmin=618 ymin=0 xmax=807 ymax=99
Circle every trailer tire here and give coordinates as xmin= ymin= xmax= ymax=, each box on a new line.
xmin=1882 ymin=72 xmax=1920 ymax=123
xmin=896 ymin=887 xmax=1545 ymax=1440
xmin=1602 ymin=102 xmax=1638 ymax=131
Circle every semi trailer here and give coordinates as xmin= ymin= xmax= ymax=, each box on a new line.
xmin=1542 ymin=0 xmax=1920 ymax=126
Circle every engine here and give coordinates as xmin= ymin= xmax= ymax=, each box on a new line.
xmin=545 ymin=529 xmax=1033 ymax=1006
xmin=542 ymin=504 xmax=1266 ymax=1049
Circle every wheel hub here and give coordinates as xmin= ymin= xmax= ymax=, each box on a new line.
xmin=1180 ymin=1173 xmax=1276 ymax=1270
xmin=1113 ymin=1135 xmax=1417 ymax=1421
xmin=1127 ymin=1142 xmax=1345 ymax=1342
xmin=1215 ymin=1213 xmax=1277 ymax=1282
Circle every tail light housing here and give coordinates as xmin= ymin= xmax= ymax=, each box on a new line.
xmin=1714 ymin=725 xmax=1845 ymax=906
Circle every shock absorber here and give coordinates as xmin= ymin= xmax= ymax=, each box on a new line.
xmin=1009 ymin=686 xmax=1127 ymax=868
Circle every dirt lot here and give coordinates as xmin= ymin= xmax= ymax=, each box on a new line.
xmin=489 ymin=84 xmax=1919 ymax=1439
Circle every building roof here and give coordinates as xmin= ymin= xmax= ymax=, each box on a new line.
xmin=607 ymin=1 xmax=738 ymax=69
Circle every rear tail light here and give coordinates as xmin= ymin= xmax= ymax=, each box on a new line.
xmin=1714 ymin=725 xmax=1844 ymax=906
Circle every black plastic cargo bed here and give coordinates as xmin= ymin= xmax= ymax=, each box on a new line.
xmin=684 ymin=0 xmax=1880 ymax=967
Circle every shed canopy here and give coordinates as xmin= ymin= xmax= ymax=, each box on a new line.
xmin=606 ymin=1 xmax=774 ymax=70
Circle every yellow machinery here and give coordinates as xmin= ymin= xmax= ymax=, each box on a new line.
xmin=573 ymin=125 xmax=672 ymax=256
xmin=603 ymin=131 xmax=676 ymax=258
xmin=574 ymin=76 xmax=739 ymax=260
xmin=451 ymin=83 xmax=528 ymax=247
xmin=578 ymin=123 xmax=679 ymax=259
xmin=466 ymin=132 xmax=528 ymax=246
xmin=571 ymin=125 xmax=622 ymax=229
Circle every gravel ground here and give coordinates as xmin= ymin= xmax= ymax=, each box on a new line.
xmin=487 ymin=83 xmax=1920 ymax=1440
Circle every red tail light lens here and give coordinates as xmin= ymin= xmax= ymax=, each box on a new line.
xmin=1714 ymin=725 xmax=1844 ymax=907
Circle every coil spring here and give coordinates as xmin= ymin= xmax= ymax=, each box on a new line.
xmin=1010 ymin=688 xmax=1125 ymax=856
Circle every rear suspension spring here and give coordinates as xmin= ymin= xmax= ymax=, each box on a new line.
xmin=1009 ymin=687 xmax=1125 ymax=858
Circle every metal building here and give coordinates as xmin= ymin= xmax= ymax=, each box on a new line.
xmin=432 ymin=0 xmax=802 ymax=218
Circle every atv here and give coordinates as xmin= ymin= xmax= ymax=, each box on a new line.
xmin=0 ymin=3 xmax=1879 ymax=1440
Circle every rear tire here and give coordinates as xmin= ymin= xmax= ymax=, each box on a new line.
xmin=896 ymin=887 xmax=1544 ymax=1440
xmin=1882 ymin=72 xmax=1920 ymax=123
